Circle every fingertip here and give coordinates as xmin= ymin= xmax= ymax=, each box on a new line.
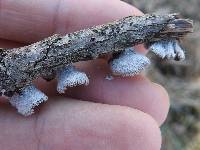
xmin=101 ymin=105 xmax=162 ymax=150
xmin=151 ymin=83 xmax=170 ymax=125
xmin=124 ymin=108 xmax=162 ymax=150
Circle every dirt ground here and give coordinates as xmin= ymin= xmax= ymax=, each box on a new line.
xmin=122 ymin=0 xmax=200 ymax=149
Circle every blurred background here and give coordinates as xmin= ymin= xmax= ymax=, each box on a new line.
xmin=122 ymin=0 xmax=200 ymax=150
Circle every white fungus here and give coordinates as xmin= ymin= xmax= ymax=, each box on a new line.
xmin=149 ymin=40 xmax=185 ymax=61
xmin=56 ymin=65 xmax=89 ymax=93
xmin=110 ymin=48 xmax=151 ymax=76
xmin=9 ymin=85 xmax=48 ymax=116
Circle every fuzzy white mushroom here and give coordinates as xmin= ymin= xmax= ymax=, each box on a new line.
xmin=149 ymin=40 xmax=185 ymax=61
xmin=56 ymin=65 xmax=89 ymax=93
xmin=9 ymin=85 xmax=48 ymax=116
xmin=110 ymin=48 xmax=150 ymax=76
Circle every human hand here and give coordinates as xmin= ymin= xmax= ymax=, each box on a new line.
xmin=0 ymin=0 xmax=169 ymax=150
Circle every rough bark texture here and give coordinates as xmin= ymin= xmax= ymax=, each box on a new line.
xmin=0 ymin=13 xmax=193 ymax=97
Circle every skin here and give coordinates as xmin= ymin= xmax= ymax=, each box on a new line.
xmin=0 ymin=0 xmax=170 ymax=150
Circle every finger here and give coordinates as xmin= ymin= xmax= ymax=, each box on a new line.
xmin=0 ymin=0 xmax=142 ymax=43
xmin=69 ymin=60 xmax=169 ymax=126
xmin=36 ymin=59 xmax=169 ymax=126
xmin=0 ymin=99 xmax=161 ymax=150
xmin=0 ymin=39 xmax=25 ymax=48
